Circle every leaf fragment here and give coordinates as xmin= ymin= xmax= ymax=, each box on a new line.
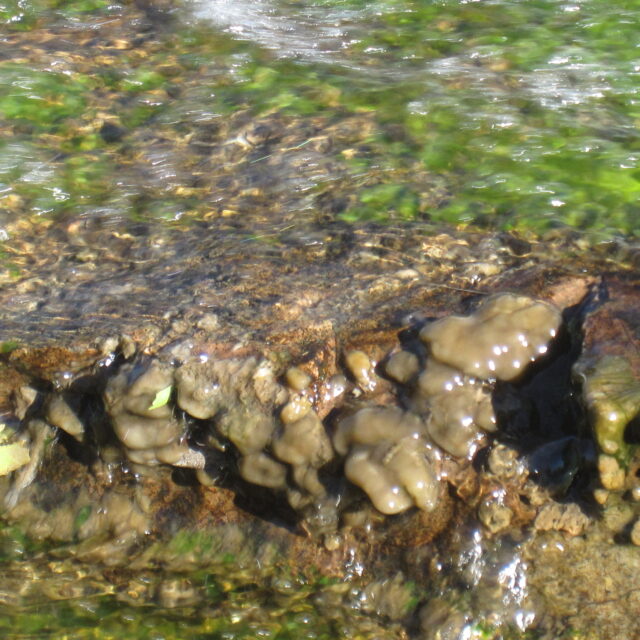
xmin=0 ymin=442 xmax=30 ymax=476
xmin=148 ymin=385 xmax=172 ymax=411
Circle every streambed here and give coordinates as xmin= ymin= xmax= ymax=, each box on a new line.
xmin=1 ymin=1 xmax=640 ymax=639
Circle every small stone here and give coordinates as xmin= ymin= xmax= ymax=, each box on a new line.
xmin=14 ymin=386 xmax=38 ymax=420
xmin=478 ymin=497 xmax=513 ymax=533
xmin=99 ymin=336 xmax=120 ymax=356
xmin=631 ymin=519 xmax=640 ymax=546
xmin=598 ymin=454 xmax=625 ymax=491
xmin=285 ymin=366 xmax=312 ymax=392
xmin=196 ymin=313 xmax=219 ymax=332
xmin=323 ymin=533 xmax=341 ymax=551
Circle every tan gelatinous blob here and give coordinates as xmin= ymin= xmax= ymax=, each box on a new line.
xmin=176 ymin=358 xmax=287 ymax=423
xmin=383 ymin=437 xmax=439 ymax=511
xmin=344 ymin=447 xmax=414 ymax=515
xmin=333 ymin=406 xmax=424 ymax=456
xmin=239 ymin=452 xmax=287 ymax=489
xmin=104 ymin=362 xmax=183 ymax=453
xmin=175 ymin=364 xmax=220 ymax=420
xmin=272 ymin=411 xmax=333 ymax=469
xmin=126 ymin=447 xmax=161 ymax=465
xmin=280 ymin=394 xmax=312 ymax=424
xmin=122 ymin=362 xmax=174 ymax=418
xmin=420 ymin=293 xmax=561 ymax=381
xmin=474 ymin=393 xmax=497 ymax=432
xmin=292 ymin=464 xmax=325 ymax=496
xmin=285 ymin=366 xmax=312 ymax=392
xmin=416 ymin=359 xmax=467 ymax=396
xmin=425 ymin=390 xmax=484 ymax=458
xmin=154 ymin=441 xmax=203 ymax=466
xmin=336 ymin=407 xmax=439 ymax=514
xmin=385 ymin=350 xmax=420 ymax=384
xmin=224 ymin=411 xmax=276 ymax=455
xmin=412 ymin=358 xmax=496 ymax=456
xmin=113 ymin=413 xmax=182 ymax=451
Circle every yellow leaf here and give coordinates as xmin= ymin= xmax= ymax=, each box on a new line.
xmin=148 ymin=385 xmax=172 ymax=411
xmin=0 ymin=442 xmax=30 ymax=476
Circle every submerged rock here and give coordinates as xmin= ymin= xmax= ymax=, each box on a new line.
xmin=0 ymin=221 xmax=640 ymax=639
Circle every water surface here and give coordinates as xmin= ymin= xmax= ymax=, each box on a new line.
xmin=189 ymin=0 xmax=640 ymax=237
xmin=0 ymin=0 xmax=639 ymax=239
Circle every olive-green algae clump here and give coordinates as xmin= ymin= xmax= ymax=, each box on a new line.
xmin=574 ymin=354 xmax=640 ymax=491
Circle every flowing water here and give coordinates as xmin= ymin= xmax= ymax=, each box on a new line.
xmin=1 ymin=1 xmax=640 ymax=638
xmin=0 ymin=0 xmax=639 ymax=240
xmin=189 ymin=0 xmax=640 ymax=236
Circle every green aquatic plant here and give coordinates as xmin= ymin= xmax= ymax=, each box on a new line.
xmin=341 ymin=183 xmax=420 ymax=222
xmin=148 ymin=385 xmax=173 ymax=411
xmin=576 ymin=355 xmax=640 ymax=466
xmin=0 ymin=65 xmax=88 ymax=128
xmin=0 ymin=0 xmax=113 ymax=30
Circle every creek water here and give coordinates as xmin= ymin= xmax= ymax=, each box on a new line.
xmin=1 ymin=1 xmax=640 ymax=638
xmin=189 ymin=0 xmax=640 ymax=237
xmin=0 ymin=0 xmax=639 ymax=239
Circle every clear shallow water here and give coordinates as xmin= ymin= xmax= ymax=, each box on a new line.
xmin=0 ymin=0 xmax=639 ymax=238
xmin=189 ymin=0 xmax=640 ymax=237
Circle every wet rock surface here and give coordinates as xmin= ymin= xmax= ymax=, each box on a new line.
xmin=1 ymin=216 xmax=640 ymax=637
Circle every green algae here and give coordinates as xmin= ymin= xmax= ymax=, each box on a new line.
xmin=0 ymin=341 xmax=19 ymax=354
xmin=0 ymin=0 xmax=638 ymax=236
xmin=576 ymin=355 xmax=640 ymax=466
xmin=0 ymin=65 xmax=89 ymax=127
xmin=0 ymin=0 xmax=112 ymax=30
